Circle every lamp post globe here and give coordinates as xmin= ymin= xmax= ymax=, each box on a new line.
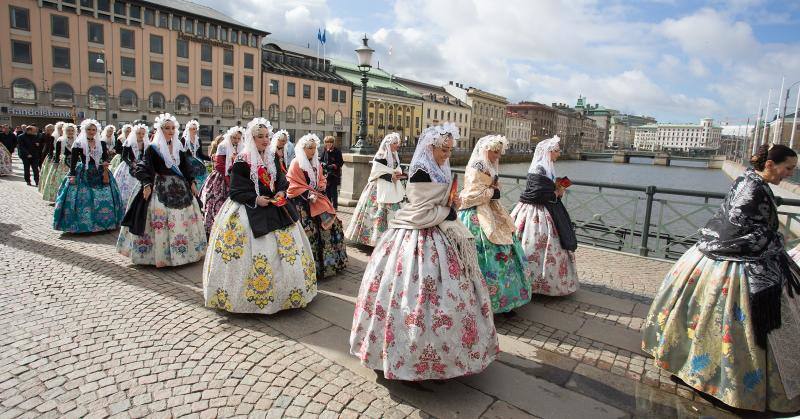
xmin=352 ymin=35 xmax=375 ymax=153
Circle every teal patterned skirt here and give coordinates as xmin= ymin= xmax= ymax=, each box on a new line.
xmin=187 ymin=155 xmax=209 ymax=190
xmin=53 ymin=162 xmax=125 ymax=233
xmin=458 ymin=207 xmax=531 ymax=313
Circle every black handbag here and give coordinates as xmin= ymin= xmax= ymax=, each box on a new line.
xmin=546 ymin=199 xmax=578 ymax=251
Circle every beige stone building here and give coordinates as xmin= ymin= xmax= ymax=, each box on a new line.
xmin=507 ymin=101 xmax=556 ymax=145
xmin=395 ymin=77 xmax=471 ymax=148
xmin=262 ymin=42 xmax=352 ymax=147
xmin=444 ymin=82 xmax=507 ymax=149
xmin=505 ymin=111 xmax=532 ymax=151
xmin=2 ymin=0 xmax=266 ymax=137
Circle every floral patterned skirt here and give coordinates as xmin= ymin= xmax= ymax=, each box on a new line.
xmin=116 ymin=183 xmax=207 ymax=267
xmin=344 ymin=180 xmax=403 ymax=246
xmin=642 ymin=246 xmax=800 ymax=413
xmin=40 ymin=157 xmax=69 ymax=202
xmin=510 ymin=202 xmax=578 ymax=296
xmin=38 ymin=156 xmax=54 ymax=193
xmin=458 ymin=207 xmax=531 ymax=313
xmin=201 ymin=171 xmax=228 ymax=236
xmin=187 ymin=156 xmax=209 ymax=191
xmin=350 ymin=226 xmax=499 ymax=380
xmin=0 ymin=144 xmax=11 ymax=176
xmin=203 ymin=199 xmax=317 ymax=314
xmin=53 ymin=163 xmax=125 ymax=233
xmin=108 ymin=154 xmax=123 ymax=173
xmin=292 ymin=197 xmax=347 ymax=279
xmin=112 ymin=161 xmax=138 ymax=206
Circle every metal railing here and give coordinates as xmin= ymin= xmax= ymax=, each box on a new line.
xmin=447 ymin=169 xmax=800 ymax=259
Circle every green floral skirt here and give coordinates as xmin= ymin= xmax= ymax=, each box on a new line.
xmin=642 ymin=245 xmax=800 ymax=413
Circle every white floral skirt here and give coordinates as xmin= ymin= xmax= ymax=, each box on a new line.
xmin=350 ymin=226 xmax=499 ymax=380
xmin=116 ymin=184 xmax=207 ymax=267
xmin=510 ymin=202 xmax=578 ymax=296
xmin=203 ymin=199 xmax=317 ymax=314
xmin=0 ymin=143 xmax=12 ymax=175
xmin=112 ymin=161 xmax=139 ymax=206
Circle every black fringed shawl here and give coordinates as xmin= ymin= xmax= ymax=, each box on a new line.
xmin=697 ymin=168 xmax=800 ymax=347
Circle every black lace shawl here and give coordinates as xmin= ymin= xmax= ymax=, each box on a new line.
xmin=697 ymin=168 xmax=800 ymax=347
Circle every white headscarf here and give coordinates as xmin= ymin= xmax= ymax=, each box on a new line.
xmin=467 ymin=135 xmax=508 ymax=178
xmin=374 ymin=132 xmax=401 ymax=168
xmin=529 ymin=135 xmax=561 ymax=180
xmin=295 ymin=133 xmax=321 ymax=189
xmin=218 ymin=126 xmax=246 ymax=174
xmin=54 ymin=121 xmax=64 ymax=140
xmin=123 ymin=124 xmax=150 ymax=160
xmin=101 ymin=125 xmax=115 ymax=143
xmin=75 ymin=119 xmax=104 ymax=164
xmin=269 ymin=129 xmax=290 ymax=154
xmin=409 ymin=122 xmax=460 ymax=183
xmin=151 ymin=113 xmax=182 ymax=173
xmin=240 ymin=118 xmax=276 ymax=193
xmin=182 ymin=119 xmax=201 ymax=157
xmin=118 ymin=124 xmax=133 ymax=147
xmin=60 ymin=123 xmax=77 ymax=151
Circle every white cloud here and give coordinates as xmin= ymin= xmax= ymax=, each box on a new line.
xmin=658 ymin=8 xmax=759 ymax=63
xmin=688 ymin=58 xmax=709 ymax=77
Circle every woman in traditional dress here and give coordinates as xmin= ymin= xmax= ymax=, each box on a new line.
xmin=53 ymin=119 xmax=125 ymax=233
xmin=38 ymin=122 xmax=63 ymax=194
xmin=642 ymin=144 xmax=800 ymax=413
xmin=459 ymin=135 xmax=531 ymax=314
xmin=181 ymin=119 xmax=211 ymax=190
xmin=270 ymin=129 xmax=294 ymax=175
xmin=344 ymin=132 xmax=405 ymax=246
xmin=101 ymin=124 xmax=116 ymax=151
xmin=109 ymin=124 xmax=133 ymax=171
xmin=117 ymin=113 xmax=206 ymax=267
xmin=204 ymin=118 xmax=317 ymax=313
xmin=349 ymin=123 xmax=498 ymax=380
xmin=112 ymin=124 xmax=149 ymax=204
xmin=0 ymin=135 xmax=12 ymax=176
xmin=201 ymin=126 xmax=245 ymax=236
xmin=286 ymin=133 xmax=347 ymax=279
xmin=40 ymin=123 xmax=77 ymax=203
xmin=510 ymin=136 xmax=578 ymax=296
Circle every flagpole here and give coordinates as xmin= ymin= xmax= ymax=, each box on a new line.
xmin=753 ymin=98 xmax=762 ymax=155
xmin=791 ymin=85 xmax=800 ymax=149
xmin=774 ymin=76 xmax=785 ymax=143
xmin=762 ymin=89 xmax=772 ymax=146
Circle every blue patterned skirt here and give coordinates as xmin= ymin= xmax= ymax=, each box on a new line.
xmin=53 ymin=162 xmax=125 ymax=233
xmin=188 ymin=156 xmax=209 ymax=190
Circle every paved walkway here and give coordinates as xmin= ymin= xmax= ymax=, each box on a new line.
xmin=0 ymin=159 xmax=736 ymax=418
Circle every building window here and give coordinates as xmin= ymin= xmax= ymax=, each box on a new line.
xmin=80 ymin=0 xmax=93 ymax=9
xmin=88 ymin=86 xmax=106 ymax=109
xmin=317 ymin=87 xmax=325 ymax=101
xmin=11 ymin=78 xmax=36 ymax=100
xmin=51 ymin=14 xmax=69 ymax=37
xmin=220 ymin=27 xmax=228 ymax=42
xmin=149 ymin=92 xmax=165 ymax=110
xmin=268 ymin=104 xmax=279 ymax=120
xmin=223 ymin=73 xmax=233 ymax=89
xmin=185 ymin=19 xmax=193 ymax=33
xmin=150 ymin=61 xmax=163 ymax=80
xmin=339 ymin=92 xmax=346 ymax=104
xmin=52 ymin=83 xmax=74 ymax=103
xmin=209 ymin=25 xmax=217 ymax=40
xmin=176 ymin=39 xmax=188 ymax=58
xmin=287 ymin=82 xmax=296 ymax=97
xmin=201 ymin=69 xmax=212 ymax=86
xmin=223 ymin=49 xmax=233 ymax=66
xmin=144 ymin=8 xmax=154 ymax=25
xmin=96 ymin=0 xmax=109 ymax=12
xmin=200 ymin=97 xmax=213 ymax=114
xmin=88 ymin=52 xmax=104 ymax=72
xmin=332 ymin=89 xmax=339 ymax=102
xmin=250 ymin=35 xmax=258 ymax=48
xmin=301 ymin=107 xmax=311 ymax=123
xmin=150 ymin=34 xmax=163 ymax=54
xmin=242 ymin=101 xmax=254 ymax=118
xmin=195 ymin=21 xmax=204 ymax=36
xmin=286 ymin=106 xmax=296 ymax=122
xmin=368 ymin=112 xmax=374 ymax=125
xmin=158 ymin=12 xmax=167 ymax=28
xmin=302 ymin=85 xmax=311 ymax=99
xmin=113 ymin=1 xmax=125 ymax=15
xmin=118 ymin=28 xmax=134 ymax=49
xmin=201 ymin=44 xmax=212 ymax=62
xmin=176 ymin=65 xmax=189 ymax=83
xmin=244 ymin=53 xmax=254 ymax=69
xmin=316 ymin=109 xmax=325 ymax=125
xmin=243 ymin=76 xmax=253 ymax=92
xmin=240 ymin=33 xmax=248 ymax=46
xmin=222 ymin=100 xmax=235 ymax=117
xmin=52 ymin=47 xmax=70 ymax=69
xmin=88 ymin=22 xmax=104 ymax=44
xmin=334 ymin=111 xmax=342 ymax=126
xmin=175 ymin=95 xmax=190 ymax=112
xmin=10 ymin=6 xmax=30 ymax=30
xmin=230 ymin=30 xmax=238 ymax=44
xmin=120 ymin=56 xmax=135 ymax=77
xmin=269 ymin=80 xmax=279 ymax=95
xmin=171 ymin=15 xmax=180 ymax=31
xmin=119 ymin=89 xmax=137 ymax=109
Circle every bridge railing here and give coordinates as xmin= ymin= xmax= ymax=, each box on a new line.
xmin=444 ymin=168 xmax=800 ymax=259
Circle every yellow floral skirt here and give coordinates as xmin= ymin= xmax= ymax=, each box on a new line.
xmin=203 ymin=199 xmax=317 ymax=314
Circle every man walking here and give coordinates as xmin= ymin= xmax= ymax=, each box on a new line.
xmin=319 ymin=136 xmax=343 ymax=209
xmin=0 ymin=125 xmax=16 ymax=155
xmin=17 ymin=125 xmax=42 ymax=186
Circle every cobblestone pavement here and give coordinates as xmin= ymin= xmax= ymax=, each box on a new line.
xmin=0 ymin=159 xmax=736 ymax=418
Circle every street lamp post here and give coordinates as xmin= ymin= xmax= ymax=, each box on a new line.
xmin=351 ymin=35 xmax=374 ymax=154
xmin=96 ymin=54 xmax=111 ymax=125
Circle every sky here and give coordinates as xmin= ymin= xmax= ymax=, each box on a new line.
xmin=199 ymin=0 xmax=800 ymax=126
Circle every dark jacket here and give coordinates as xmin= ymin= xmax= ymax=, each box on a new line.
xmin=69 ymin=141 xmax=109 ymax=175
xmin=40 ymin=134 xmax=56 ymax=159
xmin=229 ymin=160 xmax=299 ymax=238
xmin=518 ymin=172 xmax=577 ymax=251
xmin=52 ymin=140 xmax=72 ymax=166
xmin=320 ymin=146 xmax=343 ymax=186
xmin=17 ymin=133 xmax=42 ymax=160
xmin=1 ymin=132 xmax=17 ymax=154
